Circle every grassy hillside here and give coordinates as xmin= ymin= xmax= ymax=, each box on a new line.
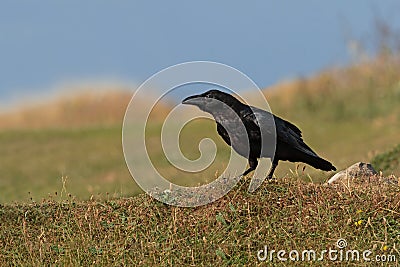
xmin=1 ymin=55 xmax=400 ymax=203
xmin=263 ymin=55 xmax=400 ymax=177
xmin=1 ymin=177 xmax=399 ymax=266
xmin=0 ymin=87 xmax=169 ymax=129
xmin=372 ymin=144 xmax=400 ymax=175
xmin=0 ymin=89 xmax=230 ymax=203
xmin=0 ymin=126 xmax=134 ymax=203
xmin=1 ymin=55 xmax=400 ymax=266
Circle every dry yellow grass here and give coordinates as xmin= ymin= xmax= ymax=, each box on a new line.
xmin=1 ymin=176 xmax=399 ymax=266
xmin=257 ymin=54 xmax=400 ymax=176
xmin=264 ymin=55 xmax=400 ymax=110
xmin=0 ymin=84 xmax=171 ymax=129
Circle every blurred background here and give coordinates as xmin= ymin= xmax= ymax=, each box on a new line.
xmin=1 ymin=1 xmax=400 ymax=203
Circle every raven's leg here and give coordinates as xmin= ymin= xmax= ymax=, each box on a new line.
xmin=266 ymin=159 xmax=279 ymax=179
xmin=241 ymin=158 xmax=258 ymax=177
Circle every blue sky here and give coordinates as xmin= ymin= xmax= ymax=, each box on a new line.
xmin=1 ymin=1 xmax=400 ymax=105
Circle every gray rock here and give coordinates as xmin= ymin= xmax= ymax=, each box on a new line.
xmin=326 ymin=162 xmax=378 ymax=184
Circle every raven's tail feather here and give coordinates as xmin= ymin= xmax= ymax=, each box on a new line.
xmin=304 ymin=155 xmax=336 ymax=171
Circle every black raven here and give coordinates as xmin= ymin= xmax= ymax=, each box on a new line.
xmin=182 ymin=89 xmax=336 ymax=179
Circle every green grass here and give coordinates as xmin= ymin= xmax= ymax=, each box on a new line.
xmin=1 ymin=55 xmax=400 ymax=265
xmin=372 ymin=143 xmax=400 ymax=175
xmin=1 ymin=57 xmax=400 ymax=203
xmin=1 ymin=177 xmax=399 ymax=266
xmin=0 ymin=126 xmax=134 ymax=203
xmin=3 ymin=116 xmax=396 ymax=204
xmin=0 ymin=120 xmax=232 ymax=203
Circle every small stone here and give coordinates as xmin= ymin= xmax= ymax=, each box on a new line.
xmin=326 ymin=162 xmax=377 ymax=184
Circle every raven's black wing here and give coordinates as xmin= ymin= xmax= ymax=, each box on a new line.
xmin=246 ymin=106 xmax=335 ymax=171
xmin=273 ymin=115 xmax=336 ymax=170
xmin=242 ymin=106 xmax=317 ymax=158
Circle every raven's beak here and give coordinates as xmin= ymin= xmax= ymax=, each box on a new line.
xmin=181 ymin=94 xmax=204 ymax=106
